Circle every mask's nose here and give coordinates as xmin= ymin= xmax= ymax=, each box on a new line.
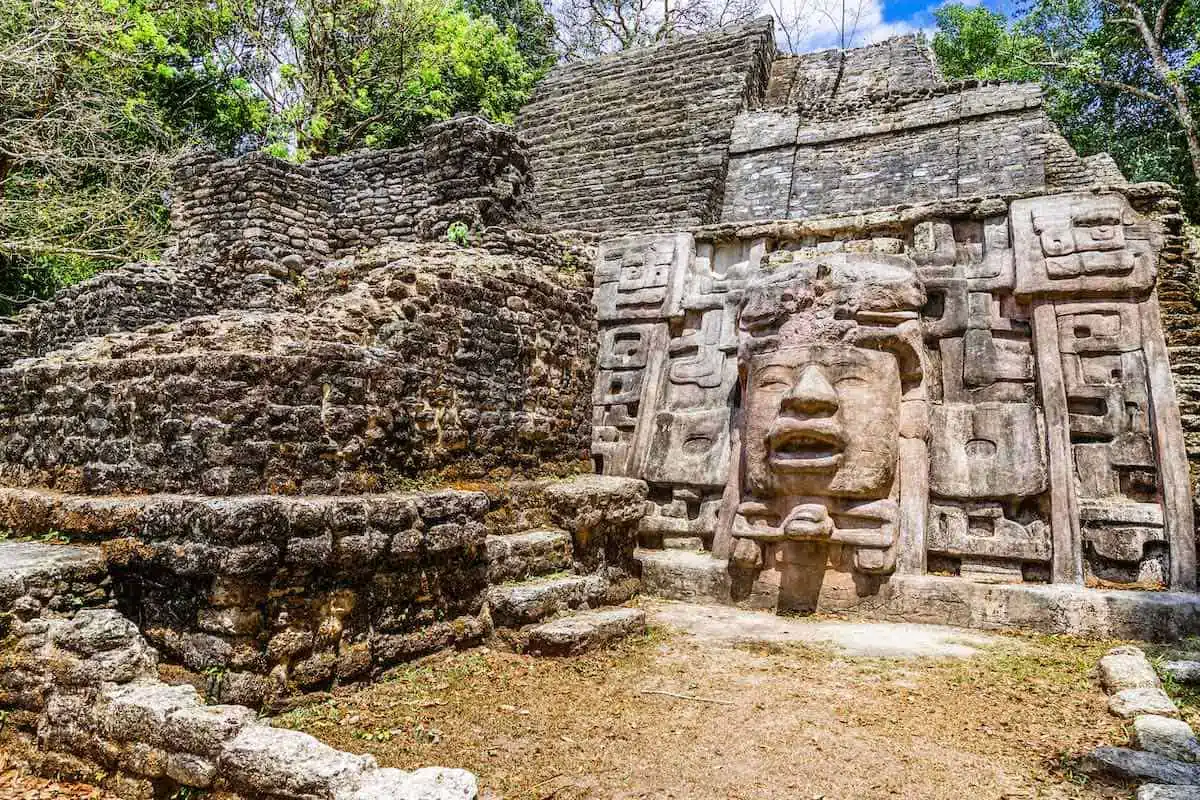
xmin=781 ymin=365 xmax=838 ymax=416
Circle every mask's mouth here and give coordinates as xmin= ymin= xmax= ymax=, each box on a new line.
xmin=767 ymin=419 xmax=845 ymax=471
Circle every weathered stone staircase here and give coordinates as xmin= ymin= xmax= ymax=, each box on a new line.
xmin=486 ymin=526 xmax=645 ymax=654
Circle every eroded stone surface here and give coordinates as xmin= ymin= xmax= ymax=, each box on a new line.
xmin=1083 ymin=747 xmax=1200 ymax=785
xmin=1133 ymin=715 xmax=1200 ymax=763
xmin=1138 ymin=784 xmax=1200 ymax=799
xmin=1162 ymin=660 xmax=1200 ymax=684
xmin=1100 ymin=648 xmax=1161 ymax=692
xmin=526 ymin=607 xmax=647 ymax=656
xmin=219 ymin=726 xmax=376 ymax=798
xmin=1110 ymin=688 xmax=1181 ymax=719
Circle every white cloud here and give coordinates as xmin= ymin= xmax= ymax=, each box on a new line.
xmin=766 ymin=0 xmax=934 ymax=53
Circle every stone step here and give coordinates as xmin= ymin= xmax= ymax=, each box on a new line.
xmin=662 ymin=536 xmax=704 ymax=551
xmin=485 ymin=529 xmax=572 ymax=583
xmin=525 ymin=607 xmax=647 ymax=656
xmin=635 ymin=548 xmax=733 ymax=604
xmin=487 ymin=572 xmax=639 ymax=628
xmin=0 ymin=540 xmax=111 ymax=616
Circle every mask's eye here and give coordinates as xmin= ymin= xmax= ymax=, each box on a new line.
xmin=755 ymin=368 xmax=792 ymax=390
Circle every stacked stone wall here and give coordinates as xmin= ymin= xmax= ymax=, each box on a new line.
xmin=723 ymin=83 xmax=1065 ymax=221
xmin=172 ymin=151 xmax=335 ymax=265
xmin=765 ymin=35 xmax=942 ymax=111
xmin=515 ymin=17 xmax=775 ymax=232
xmin=0 ymin=263 xmax=212 ymax=368
xmin=0 ymin=477 xmax=646 ymax=708
xmin=1159 ymin=218 xmax=1200 ymax=478
xmin=170 ymin=116 xmax=534 ymax=267
xmin=0 ymin=572 xmax=476 ymax=799
xmin=0 ymin=243 xmax=596 ymax=495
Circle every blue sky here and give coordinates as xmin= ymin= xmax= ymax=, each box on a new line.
xmin=778 ymin=0 xmax=1014 ymax=53
xmin=877 ymin=0 xmax=1012 ymax=38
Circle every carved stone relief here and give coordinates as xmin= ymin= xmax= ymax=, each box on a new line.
xmin=591 ymin=190 xmax=1196 ymax=606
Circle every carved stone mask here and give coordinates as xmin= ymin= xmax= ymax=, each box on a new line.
xmin=744 ymin=343 xmax=900 ymax=499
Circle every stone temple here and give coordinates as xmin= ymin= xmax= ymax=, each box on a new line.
xmin=2 ymin=17 xmax=1200 ymax=799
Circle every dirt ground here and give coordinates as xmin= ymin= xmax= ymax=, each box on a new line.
xmin=0 ymin=752 xmax=115 ymax=800
xmin=273 ymin=601 xmax=1148 ymax=800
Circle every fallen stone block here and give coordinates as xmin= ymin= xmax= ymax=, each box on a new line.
xmin=1162 ymin=660 xmax=1200 ymax=685
xmin=1083 ymin=747 xmax=1200 ymax=785
xmin=102 ymin=682 xmax=200 ymax=748
xmin=218 ymin=724 xmax=376 ymax=799
xmin=1134 ymin=715 xmax=1200 ymax=763
xmin=1100 ymin=648 xmax=1161 ymax=692
xmin=334 ymin=766 xmax=478 ymax=800
xmin=1110 ymin=688 xmax=1180 ymax=719
xmin=526 ymin=607 xmax=647 ymax=655
xmin=1138 ymin=784 xmax=1200 ymax=799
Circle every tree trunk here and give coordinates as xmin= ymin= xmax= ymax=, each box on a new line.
xmin=1122 ymin=0 xmax=1200 ymax=189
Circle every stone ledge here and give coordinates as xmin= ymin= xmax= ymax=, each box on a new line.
xmin=635 ymin=550 xmax=1200 ymax=640
xmin=857 ymin=577 xmax=1200 ymax=641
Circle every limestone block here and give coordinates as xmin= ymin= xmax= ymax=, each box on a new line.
xmin=218 ymin=725 xmax=376 ymax=799
xmin=164 ymin=703 xmax=259 ymax=758
xmin=45 ymin=610 xmax=158 ymax=687
xmin=1011 ymin=193 xmax=1159 ymax=299
xmin=166 ymin=752 xmax=217 ymax=788
xmin=334 ymin=767 xmax=477 ymax=800
xmin=644 ymin=408 xmax=732 ymax=488
xmin=1162 ymin=660 xmax=1200 ymax=685
xmin=118 ymin=741 xmax=170 ymax=779
xmin=485 ymin=530 xmax=572 ymax=584
xmin=486 ymin=574 xmax=607 ymax=627
xmin=102 ymin=682 xmax=200 ymax=748
xmin=1110 ymin=688 xmax=1180 ymax=719
xmin=1138 ymin=784 xmax=1200 ymax=799
xmin=1083 ymin=746 xmax=1200 ymax=785
xmin=928 ymin=403 xmax=1047 ymax=499
xmin=526 ymin=608 xmax=647 ymax=656
xmin=1100 ymin=649 xmax=1161 ymax=692
xmin=1133 ymin=715 xmax=1200 ymax=763
xmin=594 ymin=234 xmax=690 ymax=322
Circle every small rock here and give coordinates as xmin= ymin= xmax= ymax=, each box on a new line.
xmin=1138 ymin=783 xmax=1200 ymax=799
xmin=1110 ymin=688 xmax=1180 ymax=719
xmin=1162 ymin=660 xmax=1200 ymax=685
xmin=1134 ymin=715 xmax=1200 ymax=763
xmin=1101 ymin=650 xmax=1161 ymax=692
xmin=1083 ymin=747 xmax=1200 ymax=785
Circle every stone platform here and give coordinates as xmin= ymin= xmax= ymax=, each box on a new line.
xmin=637 ymin=549 xmax=1200 ymax=641
xmin=0 ymin=540 xmax=111 ymax=619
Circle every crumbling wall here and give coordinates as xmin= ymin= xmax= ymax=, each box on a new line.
xmin=0 ymin=241 xmax=596 ymax=495
xmin=0 ymin=263 xmax=212 ymax=368
xmin=765 ymin=35 xmax=942 ymax=111
xmin=0 ymin=551 xmax=477 ymax=799
xmin=0 ymin=477 xmax=647 ymax=709
xmin=171 ymin=116 xmax=534 ymax=267
xmin=516 ymin=17 xmax=775 ymax=232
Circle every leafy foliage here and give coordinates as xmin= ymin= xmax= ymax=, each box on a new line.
xmin=933 ymin=1 xmax=1200 ymax=221
xmin=0 ymin=0 xmax=546 ymax=312
xmin=213 ymin=0 xmax=543 ymax=160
